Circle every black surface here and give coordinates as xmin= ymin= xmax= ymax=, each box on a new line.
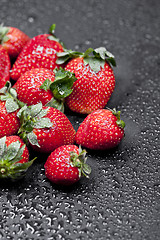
xmin=0 ymin=0 xmax=160 ymax=239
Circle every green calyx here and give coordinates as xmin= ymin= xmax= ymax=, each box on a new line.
xmin=0 ymin=81 xmax=25 ymax=113
xmin=17 ymin=102 xmax=53 ymax=147
xmin=0 ymin=24 xmax=9 ymax=44
xmin=0 ymin=136 xmax=35 ymax=181
xmin=48 ymin=23 xmax=66 ymax=48
xmin=56 ymin=47 xmax=116 ymax=73
xmin=40 ymin=67 xmax=77 ymax=112
xmin=111 ymin=108 xmax=125 ymax=129
xmin=83 ymin=47 xmax=116 ymax=72
xmin=56 ymin=50 xmax=83 ymax=65
xmin=69 ymin=146 xmax=91 ymax=178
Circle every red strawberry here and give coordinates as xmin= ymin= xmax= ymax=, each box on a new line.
xmin=10 ymin=25 xmax=64 ymax=81
xmin=0 ymin=100 xmax=20 ymax=138
xmin=0 ymin=81 xmax=24 ymax=138
xmin=13 ymin=67 xmax=76 ymax=111
xmin=0 ymin=24 xmax=30 ymax=59
xmin=0 ymin=135 xmax=35 ymax=180
xmin=5 ymin=135 xmax=29 ymax=163
xmin=0 ymin=45 xmax=10 ymax=88
xmin=75 ymin=108 xmax=125 ymax=150
xmin=17 ymin=103 xmax=76 ymax=153
xmin=44 ymin=145 xmax=91 ymax=186
xmin=56 ymin=47 xmax=116 ymax=114
xmin=13 ymin=68 xmax=55 ymax=106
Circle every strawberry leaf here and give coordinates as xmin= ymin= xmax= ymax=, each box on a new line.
xmin=36 ymin=108 xmax=48 ymax=118
xmin=93 ymin=47 xmax=116 ymax=67
xmin=45 ymin=97 xmax=64 ymax=112
xmin=56 ymin=47 xmax=116 ymax=71
xmin=0 ymin=81 xmax=24 ymax=113
xmin=56 ymin=55 xmax=71 ymax=65
xmin=111 ymin=108 xmax=125 ymax=129
xmin=27 ymin=131 xmax=40 ymax=148
xmin=13 ymin=145 xmax=25 ymax=163
xmin=82 ymin=163 xmax=92 ymax=178
xmin=69 ymin=147 xmax=91 ymax=179
xmin=40 ymin=69 xmax=76 ymax=112
xmin=83 ymin=57 xmax=105 ymax=73
xmin=93 ymin=47 xmax=106 ymax=60
xmin=17 ymin=104 xmax=53 ymax=145
xmin=56 ymin=50 xmax=82 ymax=65
xmin=33 ymin=117 xmax=52 ymax=129
xmin=0 ymin=136 xmax=6 ymax=158
xmin=12 ymin=158 xmax=35 ymax=173
xmin=17 ymin=105 xmax=27 ymax=116
xmin=4 ymin=141 xmax=21 ymax=161
xmin=83 ymin=47 xmax=116 ymax=72
xmin=0 ymin=86 xmax=8 ymax=94
xmin=0 ymin=138 xmax=33 ymax=180
xmin=0 ymin=95 xmax=8 ymax=101
xmin=9 ymin=88 xmax=17 ymax=99
xmin=5 ymin=98 xmax=19 ymax=113
xmin=50 ymin=68 xmax=76 ymax=99
xmin=0 ymin=24 xmax=9 ymax=44
xmin=39 ymin=78 xmax=52 ymax=92
xmin=30 ymin=102 xmax=43 ymax=117
xmin=83 ymin=48 xmax=94 ymax=58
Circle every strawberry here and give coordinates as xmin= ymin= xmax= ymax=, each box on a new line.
xmin=13 ymin=68 xmax=55 ymax=106
xmin=13 ymin=67 xmax=76 ymax=111
xmin=44 ymin=145 xmax=91 ymax=186
xmin=17 ymin=103 xmax=76 ymax=153
xmin=0 ymin=135 xmax=35 ymax=180
xmin=10 ymin=24 xmax=64 ymax=81
xmin=75 ymin=108 xmax=125 ymax=150
xmin=56 ymin=47 xmax=116 ymax=114
xmin=0 ymin=82 xmax=22 ymax=138
xmin=0 ymin=24 xmax=30 ymax=59
xmin=0 ymin=101 xmax=20 ymax=138
xmin=0 ymin=45 xmax=10 ymax=88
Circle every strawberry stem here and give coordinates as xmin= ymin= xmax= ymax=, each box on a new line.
xmin=49 ymin=24 xmax=56 ymax=35
xmin=48 ymin=23 xmax=66 ymax=48
xmin=0 ymin=168 xmax=5 ymax=174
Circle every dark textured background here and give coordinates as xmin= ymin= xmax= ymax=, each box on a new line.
xmin=0 ymin=0 xmax=160 ymax=239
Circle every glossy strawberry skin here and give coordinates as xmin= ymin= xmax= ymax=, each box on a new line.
xmin=30 ymin=107 xmax=76 ymax=153
xmin=5 ymin=136 xmax=29 ymax=164
xmin=0 ymin=45 xmax=10 ymax=88
xmin=13 ymin=68 xmax=55 ymax=106
xmin=1 ymin=27 xmax=30 ymax=59
xmin=75 ymin=109 xmax=124 ymax=150
xmin=65 ymin=57 xmax=115 ymax=114
xmin=0 ymin=101 xmax=20 ymax=138
xmin=44 ymin=145 xmax=80 ymax=185
xmin=10 ymin=34 xmax=64 ymax=81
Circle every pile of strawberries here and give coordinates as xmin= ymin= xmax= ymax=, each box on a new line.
xmin=0 ymin=24 xmax=125 ymax=186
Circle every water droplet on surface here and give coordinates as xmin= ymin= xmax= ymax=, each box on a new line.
xmin=28 ymin=16 xmax=35 ymax=23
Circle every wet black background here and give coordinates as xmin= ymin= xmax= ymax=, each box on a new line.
xmin=0 ymin=0 xmax=160 ymax=239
